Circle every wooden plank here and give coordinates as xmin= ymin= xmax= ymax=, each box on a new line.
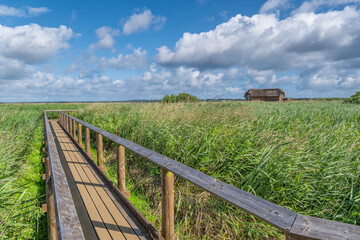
xmin=43 ymin=112 xmax=85 ymax=240
xmin=57 ymin=124 xmax=140 ymax=240
xmin=58 ymin=124 xmax=140 ymax=240
xmin=75 ymin=155 xmax=140 ymax=240
xmin=55 ymin=121 xmax=154 ymax=240
xmin=60 ymin=134 xmax=113 ymax=240
xmin=60 ymin=112 xmax=296 ymax=231
xmin=288 ymin=214 xmax=360 ymax=240
xmin=50 ymin=121 xmax=99 ymax=240
xmin=71 ymin=134 xmax=160 ymax=240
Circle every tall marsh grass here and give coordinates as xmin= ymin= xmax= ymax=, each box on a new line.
xmin=74 ymin=101 xmax=360 ymax=239
xmin=0 ymin=103 xmax=86 ymax=239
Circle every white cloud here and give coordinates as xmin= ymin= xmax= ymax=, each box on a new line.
xmin=27 ymin=7 xmax=50 ymax=16
xmin=90 ymin=26 xmax=119 ymax=49
xmin=156 ymin=6 xmax=360 ymax=90
xmin=0 ymin=24 xmax=73 ymax=64
xmin=137 ymin=64 xmax=224 ymax=93
xmin=225 ymin=87 xmax=242 ymax=94
xmin=0 ymin=70 xmax=128 ymax=102
xmin=0 ymin=5 xmax=24 ymax=17
xmin=123 ymin=9 xmax=166 ymax=35
xmin=260 ymin=0 xmax=289 ymax=13
xmin=294 ymin=0 xmax=360 ymax=14
xmin=0 ymin=56 xmax=31 ymax=80
xmin=0 ymin=5 xmax=50 ymax=17
xmin=99 ymin=47 xmax=147 ymax=70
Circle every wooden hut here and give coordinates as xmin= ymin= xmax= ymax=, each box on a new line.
xmin=244 ymin=88 xmax=285 ymax=102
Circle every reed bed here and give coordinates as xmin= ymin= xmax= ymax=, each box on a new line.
xmin=0 ymin=103 xmax=85 ymax=239
xmin=74 ymin=101 xmax=360 ymax=239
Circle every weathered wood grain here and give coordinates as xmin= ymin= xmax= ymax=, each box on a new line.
xmin=288 ymin=214 xmax=360 ymax=240
xmin=161 ymin=168 xmax=175 ymax=240
xmin=96 ymin=133 xmax=104 ymax=171
xmin=43 ymin=112 xmax=85 ymax=240
xmin=53 ymin=121 xmax=153 ymax=239
xmin=117 ymin=144 xmax=130 ymax=198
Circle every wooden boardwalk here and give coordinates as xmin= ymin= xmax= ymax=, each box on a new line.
xmin=43 ymin=111 xmax=360 ymax=240
xmin=49 ymin=120 xmax=152 ymax=240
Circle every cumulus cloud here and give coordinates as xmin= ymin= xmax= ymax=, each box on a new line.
xmin=294 ymin=0 xmax=360 ymax=14
xmin=260 ymin=0 xmax=289 ymax=13
xmin=136 ymin=64 xmax=224 ymax=94
xmin=155 ymin=6 xmax=360 ymax=90
xmin=0 ymin=70 xmax=127 ymax=102
xmin=99 ymin=47 xmax=147 ymax=70
xmin=0 ymin=56 xmax=31 ymax=80
xmin=0 ymin=5 xmax=50 ymax=17
xmin=123 ymin=9 xmax=166 ymax=35
xmin=0 ymin=24 xmax=73 ymax=64
xmin=90 ymin=26 xmax=119 ymax=49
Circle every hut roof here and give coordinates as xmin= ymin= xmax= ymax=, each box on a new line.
xmin=244 ymin=88 xmax=285 ymax=97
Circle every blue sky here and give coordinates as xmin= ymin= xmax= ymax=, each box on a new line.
xmin=0 ymin=0 xmax=360 ymax=102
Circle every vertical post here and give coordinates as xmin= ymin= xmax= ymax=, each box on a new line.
xmin=69 ymin=117 xmax=72 ymax=134
xmin=66 ymin=116 xmax=69 ymax=132
xmin=72 ymin=119 xmax=76 ymax=140
xmin=78 ymin=123 xmax=83 ymax=147
xmin=96 ymin=133 xmax=104 ymax=171
xmin=117 ymin=144 xmax=130 ymax=198
xmin=161 ymin=168 xmax=175 ymax=240
xmin=48 ymin=193 xmax=58 ymax=240
xmin=85 ymin=127 xmax=91 ymax=157
xmin=45 ymin=152 xmax=57 ymax=239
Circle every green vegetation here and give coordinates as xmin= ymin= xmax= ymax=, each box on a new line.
xmin=344 ymin=91 xmax=360 ymax=104
xmin=0 ymin=103 xmax=85 ymax=239
xmin=2 ymin=101 xmax=359 ymax=239
xmin=73 ymin=101 xmax=360 ymax=239
xmin=161 ymin=93 xmax=200 ymax=103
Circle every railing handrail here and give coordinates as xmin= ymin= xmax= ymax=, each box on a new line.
xmin=44 ymin=111 xmax=85 ymax=240
xmin=59 ymin=111 xmax=360 ymax=239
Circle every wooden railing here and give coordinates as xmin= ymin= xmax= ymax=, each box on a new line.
xmin=43 ymin=111 xmax=85 ymax=240
xmin=58 ymin=111 xmax=360 ymax=240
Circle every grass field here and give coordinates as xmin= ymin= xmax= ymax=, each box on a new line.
xmin=1 ymin=101 xmax=359 ymax=239
xmin=0 ymin=103 xmax=86 ymax=239
xmin=72 ymin=101 xmax=360 ymax=239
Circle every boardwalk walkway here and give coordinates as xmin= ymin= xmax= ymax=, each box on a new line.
xmin=49 ymin=120 xmax=152 ymax=240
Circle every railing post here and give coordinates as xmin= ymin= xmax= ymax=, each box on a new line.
xmin=96 ymin=133 xmax=105 ymax=171
xmin=65 ymin=116 xmax=67 ymax=131
xmin=72 ymin=119 xmax=76 ymax=140
xmin=161 ymin=168 xmax=175 ymax=240
xmin=44 ymin=147 xmax=57 ymax=240
xmin=69 ymin=117 xmax=72 ymax=135
xmin=116 ymin=144 xmax=130 ymax=198
xmin=85 ymin=127 xmax=91 ymax=157
xmin=78 ymin=122 xmax=83 ymax=147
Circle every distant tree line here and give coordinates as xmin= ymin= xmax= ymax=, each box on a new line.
xmin=343 ymin=91 xmax=360 ymax=104
xmin=161 ymin=93 xmax=200 ymax=103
